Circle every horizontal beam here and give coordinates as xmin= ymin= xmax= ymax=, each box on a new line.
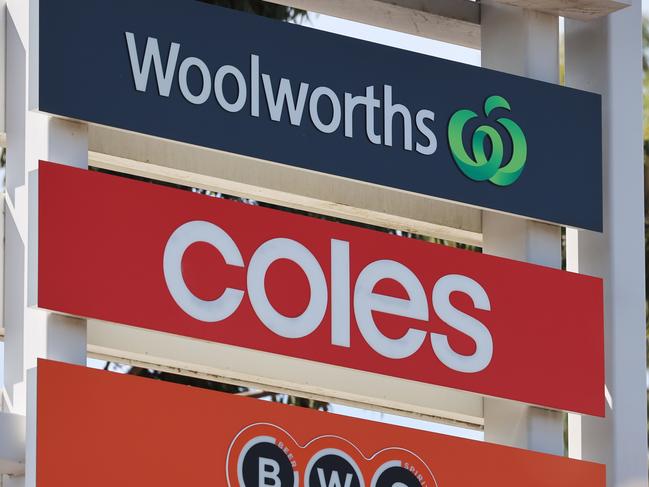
xmin=1 ymin=332 xmax=484 ymax=427
xmin=88 ymin=126 xmax=483 ymax=246
xmin=269 ymin=0 xmax=481 ymax=48
xmin=269 ymin=0 xmax=627 ymax=50
xmin=490 ymin=0 xmax=628 ymax=20
xmin=87 ymin=319 xmax=485 ymax=427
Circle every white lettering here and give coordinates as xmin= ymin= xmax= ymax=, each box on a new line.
xmin=259 ymin=457 xmax=281 ymax=487
xmin=431 ymin=274 xmax=493 ymax=373
xmin=214 ymin=65 xmax=247 ymax=113
xmin=179 ymin=57 xmax=211 ymax=104
xmin=354 ymin=260 xmax=428 ymax=359
xmin=416 ymin=109 xmax=437 ymax=155
xmin=162 ymin=223 xmax=494 ymax=375
xmin=125 ymin=32 xmax=179 ymax=97
xmin=384 ymin=84 xmax=413 ymax=151
xmin=317 ymin=469 xmax=353 ymax=487
xmin=344 ymin=86 xmax=381 ymax=144
xmin=163 ymin=221 xmax=244 ymax=322
xmin=262 ymin=75 xmax=309 ymax=126
xmin=251 ymin=54 xmax=260 ymax=117
xmin=125 ymin=37 xmax=441 ymax=156
xmin=310 ymin=87 xmax=342 ymax=134
xmin=331 ymin=239 xmax=351 ymax=347
xmin=248 ymin=238 xmax=327 ymax=338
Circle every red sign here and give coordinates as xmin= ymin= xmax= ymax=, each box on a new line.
xmin=37 ymin=360 xmax=605 ymax=487
xmin=38 ymin=161 xmax=604 ymax=415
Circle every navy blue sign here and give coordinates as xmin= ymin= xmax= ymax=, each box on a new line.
xmin=38 ymin=0 xmax=603 ymax=230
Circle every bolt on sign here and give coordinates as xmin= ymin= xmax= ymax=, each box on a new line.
xmin=36 ymin=360 xmax=605 ymax=487
xmin=38 ymin=162 xmax=604 ymax=415
xmin=35 ymin=0 xmax=602 ymax=231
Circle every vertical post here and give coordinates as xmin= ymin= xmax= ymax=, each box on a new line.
xmin=480 ymin=1 xmax=564 ymax=455
xmin=4 ymin=0 xmax=88 ymax=485
xmin=0 ymin=0 xmax=6 ymax=135
xmin=565 ymin=1 xmax=648 ymax=486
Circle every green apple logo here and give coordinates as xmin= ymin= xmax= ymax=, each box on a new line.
xmin=448 ymin=95 xmax=527 ymax=187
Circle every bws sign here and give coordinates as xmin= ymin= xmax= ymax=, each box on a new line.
xmin=228 ymin=423 xmax=437 ymax=486
xmin=37 ymin=360 xmax=606 ymax=487
xmin=38 ymin=162 xmax=605 ymax=415
xmin=37 ymin=0 xmax=602 ymax=230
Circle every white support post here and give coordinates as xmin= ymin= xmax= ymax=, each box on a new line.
xmin=480 ymin=1 xmax=564 ymax=455
xmin=565 ymin=1 xmax=648 ymax=486
xmin=481 ymin=218 xmax=564 ymax=455
xmin=3 ymin=0 xmax=88 ymax=485
xmin=0 ymin=0 xmax=6 ymax=135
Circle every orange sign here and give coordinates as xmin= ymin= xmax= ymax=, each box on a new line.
xmin=37 ymin=360 xmax=604 ymax=486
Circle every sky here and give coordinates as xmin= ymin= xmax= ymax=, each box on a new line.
xmin=3 ymin=0 xmax=648 ymax=445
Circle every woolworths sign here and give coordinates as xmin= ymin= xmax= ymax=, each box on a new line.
xmin=37 ymin=0 xmax=602 ymax=230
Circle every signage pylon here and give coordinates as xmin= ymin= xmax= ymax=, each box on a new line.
xmin=0 ymin=0 xmax=644 ymax=486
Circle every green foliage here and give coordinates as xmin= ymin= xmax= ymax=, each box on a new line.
xmin=116 ymin=366 xmax=329 ymax=411
xmin=126 ymin=366 xmax=247 ymax=394
xmin=272 ymin=394 xmax=329 ymax=411
xmin=642 ymin=16 xmax=649 ymax=452
xmin=643 ymin=19 xmax=649 ymax=144
xmin=198 ymin=0 xmax=306 ymax=22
